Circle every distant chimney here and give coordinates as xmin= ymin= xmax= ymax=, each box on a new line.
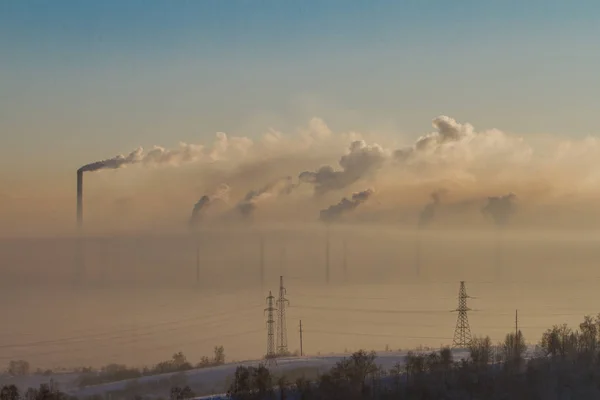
xmin=77 ymin=170 xmax=83 ymax=230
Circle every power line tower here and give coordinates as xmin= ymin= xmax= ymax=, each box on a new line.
xmin=265 ymin=291 xmax=277 ymax=364
xmin=276 ymin=276 xmax=290 ymax=355
xmin=452 ymin=281 xmax=473 ymax=348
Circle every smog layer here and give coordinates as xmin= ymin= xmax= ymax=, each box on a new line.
xmin=3 ymin=116 xmax=600 ymax=368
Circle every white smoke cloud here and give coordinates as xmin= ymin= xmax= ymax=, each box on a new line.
xmin=79 ymin=133 xmax=254 ymax=173
xmin=189 ymin=184 xmax=231 ymax=228
xmin=395 ymin=115 xmax=532 ymax=170
xmin=482 ymin=193 xmax=517 ymax=227
xmin=418 ymin=189 xmax=447 ymax=228
xmin=237 ymin=177 xmax=297 ymax=218
xmin=299 ymin=140 xmax=386 ymax=196
xmin=319 ymin=188 xmax=374 ymax=223
xmin=43 ymin=114 xmax=600 ymax=236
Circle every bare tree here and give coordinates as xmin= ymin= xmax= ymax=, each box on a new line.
xmin=469 ymin=336 xmax=492 ymax=367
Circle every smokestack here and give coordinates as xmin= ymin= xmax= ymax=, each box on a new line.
xmin=75 ymin=169 xmax=85 ymax=283
xmin=495 ymin=229 xmax=503 ymax=280
xmin=77 ymin=169 xmax=83 ymax=230
xmin=325 ymin=225 xmax=330 ymax=284
xmin=415 ymin=232 xmax=421 ymax=278
xmin=260 ymin=235 xmax=265 ymax=290
xmin=342 ymin=238 xmax=348 ymax=281
xmin=195 ymin=238 xmax=200 ymax=285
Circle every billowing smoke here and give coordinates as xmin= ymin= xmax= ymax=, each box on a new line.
xmin=78 ymin=148 xmax=144 ymax=173
xmin=395 ymin=116 xmax=475 ymax=161
xmin=189 ymin=184 xmax=231 ymax=228
xmin=237 ymin=177 xmax=297 ymax=218
xmin=78 ymin=132 xmax=253 ymax=173
xmin=482 ymin=193 xmax=517 ymax=227
xmin=319 ymin=188 xmax=374 ymax=223
xmin=300 ymin=140 xmax=385 ymax=196
xmin=418 ymin=189 xmax=447 ymax=228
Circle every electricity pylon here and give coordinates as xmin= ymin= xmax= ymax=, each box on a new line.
xmin=452 ymin=281 xmax=473 ymax=348
xmin=276 ymin=276 xmax=289 ymax=355
xmin=265 ymin=291 xmax=277 ymax=364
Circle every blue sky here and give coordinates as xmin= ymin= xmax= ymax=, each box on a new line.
xmin=1 ymin=0 xmax=600 ymax=176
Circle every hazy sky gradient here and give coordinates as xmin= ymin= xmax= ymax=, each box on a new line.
xmin=2 ymin=0 xmax=600 ymax=176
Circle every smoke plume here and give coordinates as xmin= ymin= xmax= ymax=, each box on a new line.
xmin=482 ymin=193 xmax=517 ymax=227
xmin=78 ymin=148 xmax=144 ymax=173
xmin=418 ymin=189 xmax=447 ymax=228
xmin=237 ymin=177 xmax=297 ymax=218
xmin=299 ymin=140 xmax=385 ymax=196
xmin=319 ymin=188 xmax=374 ymax=223
xmin=78 ymin=132 xmax=254 ymax=173
xmin=395 ymin=116 xmax=475 ymax=161
xmin=189 ymin=184 xmax=231 ymax=228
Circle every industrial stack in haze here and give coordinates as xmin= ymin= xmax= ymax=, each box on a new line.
xmin=482 ymin=193 xmax=517 ymax=277
xmin=75 ymin=149 xmax=142 ymax=281
xmin=416 ymin=190 xmax=445 ymax=278
xmin=319 ymin=188 xmax=374 ymax=284
xmin=189 ymin=184 xmax=230 ymax=284
xmin=237 ymin=177 xmax=296 ymax=288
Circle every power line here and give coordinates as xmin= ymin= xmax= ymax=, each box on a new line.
xmin=0 ymin=303 xmax=263 ymax=350
xmin=303 ymin=329 xmax=452 ymax=341
xmin=295 ymin=305 xmax=451 ymax=315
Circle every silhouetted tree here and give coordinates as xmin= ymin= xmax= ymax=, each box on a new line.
xmin=469 ymin=336 xmax=492 ymax=367
xmin=228 ymin=364 xmax=273 ymax=400
xmin=502 ymin=330 xmax=527 ymax=369
xmin=214 ymin=345 xmax=225 ymax=365
xmin=8 ymin=360 xmax=30 ymax=376
xmin=170 ymin=385 xmax=194 ymax=400
xmin=293 ymin=377 xmax=312 ymax=400
xmin=0 ymin=385 xmax=20 ymax=400
xmin=541 ymin=324 xmax=578 ymax=358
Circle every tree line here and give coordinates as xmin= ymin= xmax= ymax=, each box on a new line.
xmin=7 ymin=314 xmax=600 ymax=399
xmin=228 ymin=313 xmax=600 ymax=399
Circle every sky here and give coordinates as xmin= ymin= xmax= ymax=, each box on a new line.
xmin=2 ymin=1 xmax=600 ymax=174
xmin=1 ymin=1 xmax=600 ymax=235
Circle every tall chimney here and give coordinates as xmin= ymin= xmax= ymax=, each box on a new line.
xmin=415 ymin=231 xmax=421 ymax=278
xmin=77 ymin=169 xmax=83 ymax=230
xmin=342 ymin=238 xmax=347 ymax=281
xmin=325 ymin=225 xmax=330 ymax=284
xmin=259 ymin=235 xmax=265 ymax=290
xmin=75 ymin=169 xmax=85 ymax=283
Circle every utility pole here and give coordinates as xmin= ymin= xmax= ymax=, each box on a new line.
xmin=276 ymin=276 xmax=290 ymax=355
xmin=299 ymin=320 xmax=304 ymax=356
xmin=452 ymin=281 xmax=473 ymax=348
xmin=515 ymin=309 xmax=519 ymax=361
xmin=265 ymin=291 xmax=277 ymax=364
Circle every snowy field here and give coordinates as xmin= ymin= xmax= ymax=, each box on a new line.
xmin=1 ymin=349 xmax=471 ymax=399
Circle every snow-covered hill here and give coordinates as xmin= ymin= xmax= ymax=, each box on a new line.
xmin=68 ymin=349 xmax=471 ymax=398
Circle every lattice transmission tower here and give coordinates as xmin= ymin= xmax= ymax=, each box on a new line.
xmin=452 ymin=281 xmax=473 ymax=348
xmin=276 ymin=276 xmax=290 ymax=355
xmin=264 ymin=291 xmax=277 ymax=363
